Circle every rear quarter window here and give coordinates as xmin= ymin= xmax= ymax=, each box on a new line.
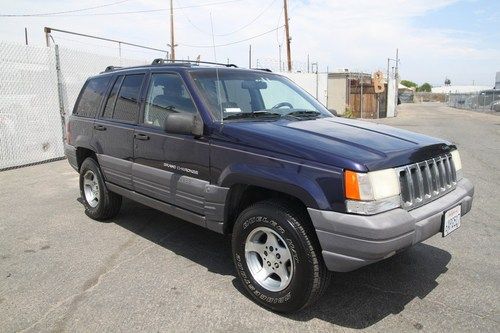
xmin=74 ymin=76 xmax=111 ymax=118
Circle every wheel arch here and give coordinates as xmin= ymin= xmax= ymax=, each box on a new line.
xmin=76 ymin=147 xmax=97 ymax=171
xmin=222 ymin=182 xmax=313 ymax=235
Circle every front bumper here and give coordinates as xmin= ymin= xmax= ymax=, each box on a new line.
xmin=308 ymin=178 xmax=474 ymax=272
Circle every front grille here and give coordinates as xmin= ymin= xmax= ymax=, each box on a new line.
xmin=397 ymin=154 xmax=457 ymax=210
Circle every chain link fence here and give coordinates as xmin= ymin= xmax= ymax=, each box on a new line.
xmin=447 ymin=90 xmax=500 ymax=112
xmin=0 ymin=41 xmax=147 ymax=170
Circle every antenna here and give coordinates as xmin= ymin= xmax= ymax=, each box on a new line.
xmin=209 ymin=12 xmax=224 ymax=124
xmin=210 ymin=12 xmax=217 ymax=62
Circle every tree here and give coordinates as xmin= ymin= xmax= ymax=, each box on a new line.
xmin=401 ymin=80 xmax=418 ymax=89
xmin=418 ymin=83 xmax=432 ymax=92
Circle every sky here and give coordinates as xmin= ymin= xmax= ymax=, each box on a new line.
xmin=0 ymin=0 xmax=499 ymax=86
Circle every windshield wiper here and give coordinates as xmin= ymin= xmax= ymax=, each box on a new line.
xmin=223 ymin=110 xmax=282 ymax=120
xmin=284 ymin=110 xmax=322 ymax=119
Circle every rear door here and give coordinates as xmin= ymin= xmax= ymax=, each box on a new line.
xmin=132 ymin=71 xmax=210 ymax=214
xmin=68 ymin=75 xmax=111 ymax=156
xmin=93 ymin=72 xmax=146 ymax=189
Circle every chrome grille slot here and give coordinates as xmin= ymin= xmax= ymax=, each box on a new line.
xmin=396 ymin=153 xmax=457 ymax=210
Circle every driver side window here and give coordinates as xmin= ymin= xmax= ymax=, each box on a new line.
xmin=144 ymin=73 xmax=197 ymax=128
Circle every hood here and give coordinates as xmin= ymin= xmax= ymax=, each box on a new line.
xmin=213 ymin=117 xmax=454 ymax=172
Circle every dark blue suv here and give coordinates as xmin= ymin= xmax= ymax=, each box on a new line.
xmin=65 ymin=59 xmax=474 ymax=312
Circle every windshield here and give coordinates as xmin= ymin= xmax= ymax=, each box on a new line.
xmin=189 ymin=69 xmax=333 ymax=121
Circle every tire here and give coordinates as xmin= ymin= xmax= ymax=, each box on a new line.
xmin=79 ymin=157 xmax=122 ymax=221
xmin=232 ymin=200 xmax=332 ymax=313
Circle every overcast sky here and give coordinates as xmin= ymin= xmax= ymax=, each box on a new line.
xmin=1 ymin=0 xmax=498 ymax=86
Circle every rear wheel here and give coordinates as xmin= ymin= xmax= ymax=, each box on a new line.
xmin=232 ymin=200 xmax=332 ymax=313
xmin=79 ymin=157 xmax=121 ymax=221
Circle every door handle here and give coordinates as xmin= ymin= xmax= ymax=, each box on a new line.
xmin=94 ymin=124 xmax=107 ymax=131
xmin=134 ymin=133 xmax=150 ymax=141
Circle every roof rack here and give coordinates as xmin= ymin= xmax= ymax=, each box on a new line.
xmin=102 ymin=65 xmax=123 ymax=73
xmin=151 ymin=58 xmax=238 ymax=68
xmin=253 ymin=68 xmax=272 ymax=72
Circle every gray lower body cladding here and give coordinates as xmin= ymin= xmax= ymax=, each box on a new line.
xmin=308 ymin=178 xmax=474 ymax=272
xmin=64 ymin=144 xmax=78 ymax=171
xmin=97 ymin=154 xmax=228 ymax=233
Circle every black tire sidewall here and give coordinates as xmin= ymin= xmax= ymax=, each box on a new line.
xmin=232 ymin=202 xmax=319 ymax=312
xmin=79 ymin=157 xmax=107 ymax=219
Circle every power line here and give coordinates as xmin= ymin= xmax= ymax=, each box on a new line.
xmin=179 ymin=25 xmax=284 ymax=48
xmin=0 ymin=0 xmax=132 ymax=17
xmin=0 ymin=0 xmax=245 ymax=17
xmin=177 ymin=0 xmax=278 ymax=37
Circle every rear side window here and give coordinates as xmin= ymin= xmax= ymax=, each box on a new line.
xmin=74 ymin=76 xmax=111 ymax=117
xmin=102 ymin=76 xmax=124 ymax=119
xmin=112 ymin=74 xmax=144 ymax=122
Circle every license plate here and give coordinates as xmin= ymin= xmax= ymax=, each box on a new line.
xmin=442 ymin=205 xmax=461 ymax=237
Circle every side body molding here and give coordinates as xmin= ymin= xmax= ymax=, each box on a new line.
xmin=99 ymin=154 xmax=229 ymax=233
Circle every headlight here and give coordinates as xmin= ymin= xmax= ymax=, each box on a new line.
xmin=450 ymin=149 xmax=463 ymax=180
xmin=344 ymin=169 xmax=401 ymax=215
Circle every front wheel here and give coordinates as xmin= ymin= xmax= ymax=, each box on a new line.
xmin=232 ymin=200 xmax=332 ymax=313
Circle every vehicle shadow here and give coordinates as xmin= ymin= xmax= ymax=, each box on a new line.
xmin=111 ymin=198 xmax=451 ymax=329
xmin=284 ymin=244 xmax=450 ymax=328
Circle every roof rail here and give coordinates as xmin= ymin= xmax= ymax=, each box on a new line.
xmin=151 ymin=58 xmax=238 ymax=68
xmin=254 ymin=68 xmax=273 ymax=72
xmin=102 ymin=65 xmax=122 ymax=73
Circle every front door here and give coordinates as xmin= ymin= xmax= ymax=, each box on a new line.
xmin=132 ymin=72 xmax=210 ymax=215
xmin=93 ymin=73 xmax=145 ymax=189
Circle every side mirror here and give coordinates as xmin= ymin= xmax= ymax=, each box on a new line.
xmin=328 ymin=109 xmax=338 ymax=116
xmin=163 ymin=113 xmax=203 ymax=137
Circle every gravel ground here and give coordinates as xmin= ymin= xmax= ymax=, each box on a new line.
xmin=0 ymin=103 xmax=498 ymax=332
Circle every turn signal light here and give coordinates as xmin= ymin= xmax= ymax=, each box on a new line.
xmin=344 ymin=170 xmax=360 ymax=200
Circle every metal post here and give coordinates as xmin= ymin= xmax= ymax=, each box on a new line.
xmin=54 ymin=45 xmax=66 ymax=144
xmin=118 ymin=42 xmax=122 ymax=58
xmin=44 ymin=27 xmax=51 ymax=47
xmin=395 ymin=49 xmax=399 ymax=116
xmin=278 ymin=44 xmax=282 ymax=71
xmin=360 ymin=73 xmax=364 ymax=119
xmin=24 ymin=27 xmax=28 ymax=45
xmin=377 ymin=95 xmax=380 ymax=119
xmin=249 ymin=44 xmax=252 ymax=68
xmin=387 ymin=58 xmax=390 ymax=85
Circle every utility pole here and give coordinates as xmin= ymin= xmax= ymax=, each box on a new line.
xmin=169 ymin=0 xmax=176 ymax=60
xmin=283 ymin=0 xmax=292 ymax=72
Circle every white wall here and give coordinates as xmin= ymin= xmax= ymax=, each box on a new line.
xmin=386 ymin=77 xmax=397 ymax=118
xmin=327 ymin=76 xmax=347 ymax=115
xmin=278 ymin=72 xmax=328 ymax=107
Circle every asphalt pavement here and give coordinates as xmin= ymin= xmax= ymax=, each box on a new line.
xmin=0 ymin=103 xmax=498 ymax=332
